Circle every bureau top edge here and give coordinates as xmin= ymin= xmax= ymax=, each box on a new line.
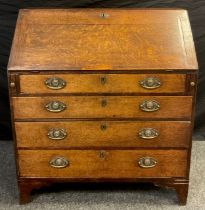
xmin=7 ymin=68 xmax=198 ymax=72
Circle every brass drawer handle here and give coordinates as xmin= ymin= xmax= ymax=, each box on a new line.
xmin=45 ymin=101 xmax=66 ymax=112
xmin=138 ymin=157 xmax=157 ymax=168
xmin=48 ymin=128 xmax=67 ymax=140
xmin=138 ymin=128 xmax=159 ymax=139
xmin=100 ymin=76 xmax=107 ymax=85
xmin=99 ymin=13 xmax=109 ymax=18
xmin=45 ymin=77 xmax=66 ymax=90
xmin=49 ymin=156 xmax=69 ymax=168
xmin=139 ymin=77 xmax=161 ymax=89
xmin=139 ymin=100 xmax=160 ymax=112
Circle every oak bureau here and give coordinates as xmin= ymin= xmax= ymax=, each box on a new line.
xmin=8 ymin=9 xmax=198 ymax=205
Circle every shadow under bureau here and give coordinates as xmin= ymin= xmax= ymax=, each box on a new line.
xmin=7 ymin=9 xmax=198 ymax=205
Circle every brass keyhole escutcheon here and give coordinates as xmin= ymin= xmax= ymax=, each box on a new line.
xmin=99 ymin=13 xmax=109 ymax=18
xmin=100 ymin=123 xmax=107 ymax=131
xmin=100 ymin=76 xmax=107 ymax=85
xmin=99 ymin=150 xmax=107 ymax=160
xmin=101 ymin=99 xmax=107 ymax=107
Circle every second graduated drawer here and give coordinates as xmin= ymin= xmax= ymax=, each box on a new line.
xmin=12 ymin=96 xmax=192 ymax=120
xmin=15 ymin=121 xmax=191 ymax=148
xmin=19 ymin=74 xmax=186 ymax=94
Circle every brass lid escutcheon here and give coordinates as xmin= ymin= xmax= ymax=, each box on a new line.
xmin=99 ymin=13 xmax=109 ymax=18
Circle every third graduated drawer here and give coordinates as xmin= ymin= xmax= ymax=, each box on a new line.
xmin=12 ymin=96 xmax=192 ymax=119
xmin=15 ymin=121 xmax=191 ymax=148
xmin=19 ymin=73 xmax=186 ymax=94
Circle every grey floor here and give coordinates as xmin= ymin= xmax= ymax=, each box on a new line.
xmin=0 ymin=141 xmax=205 ymax=210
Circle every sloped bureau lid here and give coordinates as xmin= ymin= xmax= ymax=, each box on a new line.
xmin=8 ymin=9 xmax=198 ymax=71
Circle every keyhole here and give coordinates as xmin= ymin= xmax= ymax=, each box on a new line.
xmin=100 ymin=76 xmax=107 ymax=85
xmin=101 ymin=123 xmax=107 ymax=131
xmin=99 ymin=150 xmax=106 ymax=159
xmin=101 ymin=99 xmax=107 ymax=107
xmin=99 ymin=13 xmax=109 ymax=18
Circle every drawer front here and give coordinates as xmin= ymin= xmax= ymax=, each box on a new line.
xmin=19 ymin=74 xmax=186 ymax=94
xmin=18 ymin=149 xmax=187 ymax=178
xmin=15 ymin=121 xmax=191 ymax=148
xmin=13 ymin=96 xmax=192 ymax=119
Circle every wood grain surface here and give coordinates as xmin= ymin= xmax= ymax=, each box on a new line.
xmin=19 ymin=73 xmax=186 ymax=94
xmin=6 ymin=7 xmax=198 ymax=204
xmin=1 ymin=0 xmax=204 ymax=143
xmin=12 ymin=96 xmax=193 ymax=119
xmin=18 ymin=149 xmax=188 ymax=178
xmin=15 ymin=121 xmax=191 ymax=148
xmin=8 ymin=9 xmax=198 ymax=71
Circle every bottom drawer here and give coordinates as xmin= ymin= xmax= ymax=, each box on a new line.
xmin=18 ymin=150 xmax=188 ymax=178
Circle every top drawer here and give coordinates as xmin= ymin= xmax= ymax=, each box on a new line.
xmin=19 ymin=74 xmax=186 ymax=94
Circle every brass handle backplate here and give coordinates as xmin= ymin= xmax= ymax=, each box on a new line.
xmin=140 ymin=77 xmax=161 ymax=89
xmin=138 ymin=157 xmax=157 ymax=168
xmin=140 ymin=100 xmax=160 ymax=112
xmin=48 ymin=128 xmax=67 ymax=140
xmin=49 ymin=156 xmax=69 ymax=168
xmin=138 ymin=128 xmax=159 ymax=139
xmin=45 ymin=101 xmax=66 ymax=112
xmin=45 ymin=77 xmax=66 ymax=90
